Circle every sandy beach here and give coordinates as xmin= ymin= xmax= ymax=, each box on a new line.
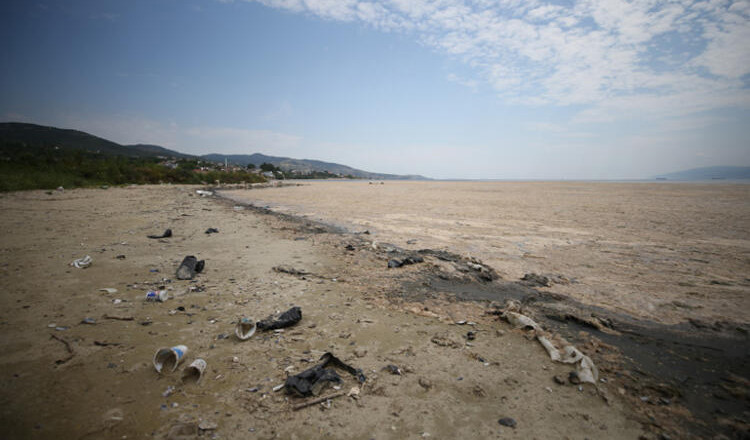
xmin=0 ymin=184 xmax=746 ymax=439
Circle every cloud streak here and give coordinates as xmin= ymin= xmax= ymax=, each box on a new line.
xmin=244 ymin=0 xmax=750 ymax=121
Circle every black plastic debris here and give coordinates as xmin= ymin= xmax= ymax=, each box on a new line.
xmin=498 ymin=417 xmax=517 ymax=428
xmin=285 ymin=352 xmax=366 ymax=397
xmin=257 ymin=306 xmax=302 ymax=331
xmin=205 ymin=228 xmax=219 ymax=234
xmin=387 ymin=255 xmax=424 ymax=269
xmin=176 ymin=255 xmax=205 ymax=280
xmin=385 ymin=364 xmax=403 ymax=375
xmin=147 ymin=229 xmax=172 ymax=239
xmin=388 ymin=259 xmax=403 ymax=268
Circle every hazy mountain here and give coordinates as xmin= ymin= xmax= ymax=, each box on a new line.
xmin=654 ymin=166 xmax=750 ymax=181
xmin=202 ymin=153 xmax=429 ymax=180
xmin=1 ymin=122 xmax=428 ymax=179
xmin=0 ymin=123 xmax=192 ymax=159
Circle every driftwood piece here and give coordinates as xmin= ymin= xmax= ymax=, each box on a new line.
xmin=51 ymin=334 xmax=74 ymax=365
xmin=292 ymin=391 xmax=346 ymax=411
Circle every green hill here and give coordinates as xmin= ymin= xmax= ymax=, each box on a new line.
xmin=0 ymin=122 xmax=191 ymax=158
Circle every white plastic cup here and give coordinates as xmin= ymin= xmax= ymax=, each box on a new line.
xmin=181 ymin=358 xmax=207 ymax=383
xmin=153 ymin=345 xmax=188 ymax=373
xmin=235 ymin=317 xmax=256 ymax=341
xmin=146 ymin=290 xmax=168 ymax=302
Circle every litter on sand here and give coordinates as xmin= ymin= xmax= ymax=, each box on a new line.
xmin=181 ymin=358 xmax=207 ymax=383
xmin=235 ymin=317 xmax=257 ymax=340
xmin=147 ymin=229 xmax=172 ymax=239
xmin=285 ymin=352 xmax=366 ymax=397
xmin=499 ymin=304 xmax=599 ymax=384
xmin=153 ymin=345 xmax=188 ymax=373
xmin=71 ymin=255 xmax=92 ymax=269
xmin=176 ymin=255 xmax=205 ymax=280
xmin=257 ymin=306 xmax=302 ymax=331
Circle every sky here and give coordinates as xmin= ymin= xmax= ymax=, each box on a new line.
xmin=1 ymin=0 xmax=749 ymax=179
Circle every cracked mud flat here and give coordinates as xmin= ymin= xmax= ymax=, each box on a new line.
xmin=0 ymin=185 xmax=649 ymax=440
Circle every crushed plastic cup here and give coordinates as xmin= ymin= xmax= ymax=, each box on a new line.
xmin=153 ymin=345 xmax=188 ymax=373
xmin=181 ymin=358 xmax=207 ymax=383
xmin=146 ymin=290 xmax=168 ymax=302
xmin=235 ymin=317 xmax=257 ymax=341
xmin=71 ymin=255 xmax=92 ymax=269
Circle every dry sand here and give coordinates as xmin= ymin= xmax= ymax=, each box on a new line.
xmin=0 ymin=185 xmax=652 ymax=439
xmin=226 ymin=180 xmax=750 ymax=325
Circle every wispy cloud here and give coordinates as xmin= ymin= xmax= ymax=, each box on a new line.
xmin=241 ymin=0 xmax=750 ymax=122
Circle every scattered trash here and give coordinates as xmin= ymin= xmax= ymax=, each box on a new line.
xmin=145 ymin=290 xmax=168 ymax=302
xmin=499 ymin=304 xmax=599 ymax=384
xmin=195 ymin=190 xmax=213 ymax=197
xmin=235 ymin=317 xmax=257 ymax=340
xmin=272 ymin=383 xmax=285 ymax=392
xmin=115 ymin=255 xmax=126 ymax=260
xmin=466 ymin=331 xmax=476 ymax=341
xmin=99 ymin=288 xmax=118 ymax=294
xmin=257 ymin=306 xmax=302 ymax=331
xmin=385 ymin=364 xmax=403 ymax=375
xmin=176 ymin=255 xmax=205 ymax=280
xmin=71 ymin=255 xmax=92 ymax=269
xmin=387 ymin=255 xmax=424 ymax=269
xmin=504 ymin=311 xmax=540 ymax=331
xmin=205 ymin=228 xmax=219 ymax=234
xmin=498 ymin=417 xmax=517 ymax=428
xmin=162 ymin=385 xmax=175 ymax=397
xmin=285 ymin=352 xmax=366 ymax=397
xmin=112 ymin=299 xmax=122 ymax=305
xmin=153 ymin=345 xmax=188 ymax=373
xmin=81 ymin=317 xmax=96 ymax=325
xmin=147 ymin=229 xmax=172 ymax=239
xmin=181 ymin=358 xmax=207 ymax=383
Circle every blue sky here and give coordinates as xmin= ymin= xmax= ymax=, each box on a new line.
xmin=1 ymin=0 xmax=749 ymax=179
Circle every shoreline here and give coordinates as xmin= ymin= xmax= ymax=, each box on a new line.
xmin=218 ymin=185 xmax=750 ymax=439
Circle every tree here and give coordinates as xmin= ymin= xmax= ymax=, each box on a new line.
xmin=260 ymin=162 xmax=277 ymax=172
xmin=246 ymin=163 xmax=256 ymax=170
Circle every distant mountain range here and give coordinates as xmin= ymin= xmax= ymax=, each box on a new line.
xmin=654 ymin=166 xmax=750 ymax=181
xmin=0 ymin=122 xmax=427 ymax=179
xmin=202 ymin=153 xmax=427 ymax=180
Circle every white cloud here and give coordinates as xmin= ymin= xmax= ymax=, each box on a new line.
xmin=241 ymin=0 xmax=750 ymax=122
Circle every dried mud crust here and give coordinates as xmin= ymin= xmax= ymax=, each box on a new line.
xmin=221 ymin=189 xmax=750 ymax=440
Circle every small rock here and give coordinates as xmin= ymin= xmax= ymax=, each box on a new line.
xmin=418 ymin=377 xmax=433 ymax=390
xmin=554 ymin=375 xmax=566 ymax=385
xmin=498 ymin=417 xmax=517 ymax=428
xmin=166 ymin=422 xmax=197 ymax=440
xmin=354 ymin=348 xmax=367 ymax=358
xmin=466 ymin=331 xmax=476 ymax=341
xmin=198 ymin=420 xmax=218 ymax=431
